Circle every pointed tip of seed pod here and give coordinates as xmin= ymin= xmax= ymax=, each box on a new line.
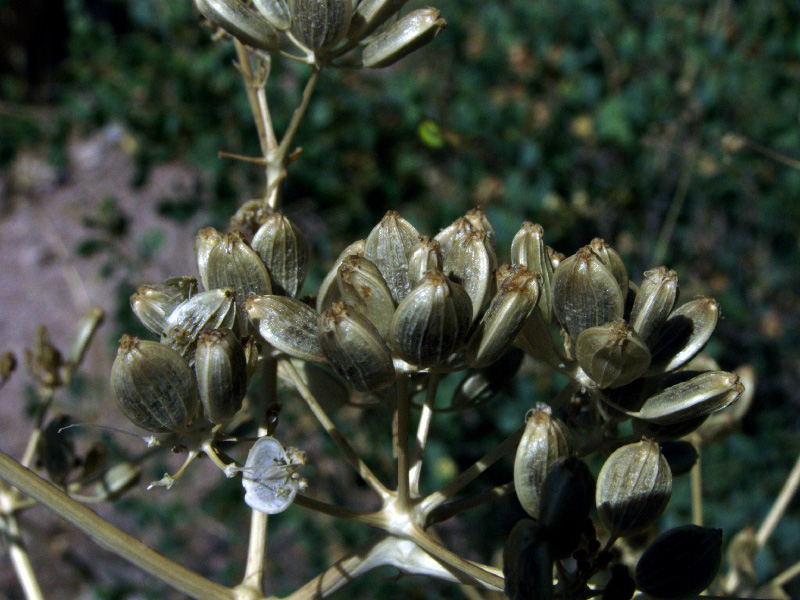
xmin=118 ymin=334 xmax=138 ymax=353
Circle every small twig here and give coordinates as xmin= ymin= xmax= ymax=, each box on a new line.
xmin=756 ymin=451 xmax=800 ymax=548
xmin=396 ymin=375 xmax=411 ymax=509
xmin=770 ymin=557 xmax=800 ymax=589
xmin=690 ymin=435 xmax=703 ymax=526
xmin=235 ymin=40 xmax=269 ymax=157
xmin=427 ymin=482 xmax=516 ymax=526
xmin=293 ymin=495 xmax=386 ymax=528
xmin=409 ymin=373 xmax=440 ymax=496
xmin=0 ymin=484 xmax=45 ymax=600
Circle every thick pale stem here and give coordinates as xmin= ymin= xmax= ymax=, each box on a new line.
xmin=294 ymin=495 xmax=386 ymax=528
xmin=409 ymin=373 xmax=440 ymax=496
xmin=690 ymin=437 xmax=703 ymax=527
xmin=235 ymin=40 xmax=270 ymax=157
xmin=396 ymin=375 xmax=411 ymax=509
xmin=756 ymin=450 xmax=800 ymax=548
xmin=1 ymin=485 xmax=44 ymax=600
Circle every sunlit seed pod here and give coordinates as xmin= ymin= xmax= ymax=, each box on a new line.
xmin=503 ymin=519 xmax=553 ymax=600
xmin=434 ymin=216 xmax=473 ymax=260
xmin=538 ymin=456 xmax=595 ymax=558
xmin=443 ymin=230 xmax=495 ymax=322
xmin=195 ymin=227 xmax=223 ymax=291
xmin=228 ymin=199 xmax=272 ymax=242
xmin=247 ymin=295 xmax=325 ymax=363
xmin=466 ymin=265 xmax=540 ymax=368
xmin=195 ymin=328 xmax=247 ymax=424
xmin=464 ymin=207 xmax=495 ymax=244
xmin=628 ymin=267 xmax=679 ymax=344
xmin=93 ymin=462 xmax=141 ymax=500
xmin=290 ymin=0 xmax=353 ymax=52
xmin=513 ymin=404 xmax=571 ymax=519
xmin=695 ymin=364 xmax=755 ymax=445
xmin=548 ymin=247 xmax=565 ymax=269
xmin=511 ymin=222 xmax=554 ymax=322
xmin=336 ymin=256 xmax=395 ymax=340
xmin=195 ymin=0 xmax=280 ymax=52
xmin=362 ymin=8 xmax=447 ymax=68
xmin=601 ymin=564 xmax=636 ymax=600
xmin=251 ymin=211 xmax=310 ymax=298
xmin=659 ymin=440 xmax=699 ymax=476
xmin=450 ymin=346 xmax=523 ymax=411
xmin=162 ymin=288 xmax=239 ymax=361
xmin=552 ymin=246 xmax=625 ymax=340
xmin=346 ymin=0 xmax=409 ymax=42
xmin=390 ymin=269 xmax=472 ymax=367
xmin=633 ymin=370 xmax=742 ymax=425
xmin=363 ymin=211 xmax=419 ymax=304
xmin=252 ymin=0 xmax=291 ymax=30
xmin=635 ymin=525 xmax=723 ymax=599
xmin=317 ymin=239 xmax=365 ymax=313
xmin=596 ymin=439 xmax=672 ymax=538
xmin=237 ymin=436 xmax=307 ymax=515
xmin=646 ymin=297 xmax=720 ymax=375
xmin=131 ymin=276 xmax=197 ymax=336
xmin=589 ymin=238 xmax=629 ymax=295
xmin=111 ymin=335 xmax=199 ymax=433
xmin=206 ymin=232 xmax=272 ymax=312
xmin=407 ymin=236 xmax=444 ymax=288
xmin=319 ymin=301 xmax=396 ymax=392
xmin=575 ymin=320 xmax=651 ymax=388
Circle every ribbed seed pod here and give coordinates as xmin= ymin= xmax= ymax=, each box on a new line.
xmin=450 ymin=347 xmax=523 ymax=410
xmin=206 ymin=232 xmax=272 ymax=310
xmin=347 ymin=0 xmax=409 ymax=43
xmin=337 ymin=256 xmax=395 ymax=340
xmin=647 ymin=297 xmax=720 ymax=375
xmin=363 ymin=211 xmax=419 ymax=304
xmin=589 ymin=238 xmax=629 ymax=294
xmin=538 ymin=456 xmax=595 ymax=558
xmin=390 ymin=269 xmax=472 ymax=367
xmin=407 ymin=236 xmax=443 ymax=288
xmin=195 ymin=0 xmax=280 ymax=52
xmin=466 ymin=265 xmax=540 ymax=368
xmin=247 ymin=295 xmax=325 ymax=363
xmin=434 ymin=217 xmax=472 ymax=260
xmin=443 ymin=231 xmax=495 ymax=321
xmin=362 ymin=8 xmax=447 ymax=68
xmin=575 ymin=320 xmax=651 ymax=388
xmin=596 ymin=439 xmax=672 ymax=538
xmin=515 ymin=306 xmax=567 ymax=367
xmin=252 ymin=0 xmax=291 ymax=30
xmin=111 ymin=335 xmax=199 ymax=433
xmin=195 ymin=328 xmax=247 ymax=424
xmin=290 ymin=0 xmax=353 ymax=52
xmin=635 ymin=525 xmax=723 ymax=599
xmin=511 ymin=222 xmax=554 ymax=321
xmin=503 ymin=519 xmax=553 ymax=600
xmin=228 ymin=199 xmax=272 ymax=241
xmin=195 ymin=227 xmax=223 ymax=291
xmin=464 ymin=208 xmax=495 ymax=247
xmin=162 ymin=288 xmax=239 ymax=361
xmin=319 ymin=301 xmax=396 ymax=392
xmin=552 ymin=246 xmax=625 ymax=340
xmin=131 ymin=276 xmax=197 ymax=336
xmin=317 ymin=239 xmax=365 ymax=313
xmin=632 ymin=414 xmax=709 ymax=442
xmin=251 ymin=211 xmax=309 ymax=298
xmin=513 ymin=404 xmax=571 ymax=519
xmin=629 ymin=267 xmax=679 ymax=344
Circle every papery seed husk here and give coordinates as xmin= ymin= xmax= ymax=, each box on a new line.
xmin=390 ymin=269 xmax=472 ymax=367
xmin=515 ymin=305 xmax=569 ymax=367
xmin=94 ymin=462 xmax=141 ymax=500
xmin=464 ymin=207 xmax=495 ymax=246
xmin=319 ymin=301 xmax=396 ymax=392
xmin=646 ymin=297 xmax=720 ymax=375
xmin=228 ymin=199 xmax=273 ymax=241
xmin=347 ymin=0 xmax=409 ymax=42
xmin=206 ymin=232 xmax=272 ymax=311
xmin=241 ymin=436 xmax=305 ymax=514
xmin=111 ymin=335 xmax=199 ymax=433
xmin=552 ymin=246 xmax=624 ymax=340
xmin=538 ymin=456 xmax=595 ymax=558
xmin=337 ymin=256 xmax=395 ymax=340
xmin=503 ymin=519 xmax=553 ymax=600
xmin=290 ymin=0 xmax=353 ymax=52
xmin=247 ymin=295 xmax=325 ymax=363
xmin=629 ymin=267 xmax=679 ymax=344
xmin=317 ymin=239 xmax=365 ymax=313
xmin=252 ymin=0 xmax=291 ymax=30
xmin=511 ymin=222 xmax=554 ymax=321
xmin=695 ymin=364 xmax=755 ymax=445
xmin=443 ymin=230 xmax=496 ymax=322
xmin=363 ymin=211 xmax=419 ymax=304
xmin=195 ymin=0 xmax=280 ymax=51
xmin=132 ymin=276 xmax=198 ymax=336
xmin=251 ymin=211 xmax=310 ymax=298
xmin=434 ymin=217 xmax=473 ymax=260
xmin=195 ymin=227 xmax=223 ymax=291
xmin=589 ymin=238 xmax=629 ymax=294
xmin=450 ymin=347 xmax=523 ymax=411
xmin=162 ymin=288 xmax=239 ymax=361
xmin=575 ymin=320 xmax=651 ymax=388
xmin=195 ymin=328 xmax=247 ymax=424
xmin=513 ymin=404 xmax=571 ymax=519
xmin=362 ymin=8 xmax=447 ymax=68
xmin=407 ymin=236 xmax=443 ymax=288
xmin=596 ymin=439 xmax=672 ymax=537
xmin=466 ymin=265 xmax=540 ymax=368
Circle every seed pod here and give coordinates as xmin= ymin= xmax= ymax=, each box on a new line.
xmin=290 ymin=0 xmax=353 ymax=52
xmin=40 ymin=415 xmax=75 ymax=484
xmin=632 ymin=414 xmax=709 ymax=442
xmin=628 ymin=267 xmax=679 ymax=344
xmin=596 ymin=439 xmax=672 ymax=538
xmin=589 ymin=238 xmax=628 ymax=294
xmin=195 ymin=0 xmax=280 ymax=52
xmin=464 ymin=208 xmax=495 ymax=247
xmin=515 ymin=306 xmax=568 ymax=367
xmin=552 ymin=246 xmax=624 ymax=340
xmin=575 ymin=320 xmax=651 ymax=388
xmin=450 ymin=347 xmax=523 ymax=411
xmin=511 ymin=222 xmax=554 ymax=321
xmin=131 ymin=276 xmax=197 ymax=336
xmin=195 ymin=227 xmax=223 ymax=291
xmin=252 ymin=0 xmax=291 ymax=30
xmin=279 ymin=359 xmax=351 ymax=411
xmin=228 ymin=199 xmax=273 ymax=241
xmin=513 ymin=404 xmax=571 ymax=519
xmin=362 ymin=8 xmax=447 ymax=68
xmin=466 ymin=265 xmax=540 ymax=368
xmin=111 ymin=335 xmax=199 ymax=433
xmin=434 ymin=217 xmax=472 ymax=259
xmin=646 ymin=297 xmax=720 ymax=375
xmin=195 ymin=328 xmax=247 ymax=424
xmin=538 ymin=456 xmax=595 ymax=558
xmin=363 ymin=211 xmax=419 ymax=304
xmin=390 ymin=269 xmax=472 ymax=367
xmin=247 ymin=295 xmax=325 ymax=363
xmin=317 ymin=239 xmax=365 ymax=313
xmin=251 ymin=211 xmax=309 ymax=298
xmin=635 ymin=525 xmax=723 ymax=599
xmin=319 ymin=301 xmax=396 ymax=392
xmin=93 ymin=462 xmax=141 ymax=500
xmin=238 ymin=436 xmax=307 ymax=514
xmin=601 ymin=564 xmax=636 ymax=600
xmin=162 ymin=288 xmax=239 ymax=361
xmin=659 ymin=440 xmax=698 ymax=476
xmin=206 ymin=231 xmax=272 ymax=310
xmin=347 ymin=0 xmax=409 ymax=43
xmin=443 ymin=231 xmax=496 ymax=321
xmin=407 ymin=236 xmax=443 ymax=288
xmin=337 ymin=256 xmax=395 ymax=340
xmin=503 ymin=519 xmax=553 ymax=600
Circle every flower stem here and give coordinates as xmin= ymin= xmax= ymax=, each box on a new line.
xmin=396 ymin=375 xmax=411 ymax=509
xmin=409 ymin=373 xmax=440 ymax=496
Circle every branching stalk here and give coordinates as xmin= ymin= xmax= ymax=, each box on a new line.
xmin=410 ymin=373 xmax=440 ymax=496
xmin=427 ymin=481 xmax=515 ymax=526
xmin=396 ymin=375 xmax=411 ymax=509
xmin=756 ymin=450 xmax=800 ymax=548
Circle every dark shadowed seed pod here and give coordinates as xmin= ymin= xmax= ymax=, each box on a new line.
xmin=317 ymin=239 xmax=365 ymax=313
xmin=363 ymin=211 xmax=419 ymax=303
xmin=629 ymin=267 xmax=679 ymax=344
xmin=390 ymin=269 xmax=472 ymax=367
xmin=247 ymin=295 xmax=325 ymax=363
xmin=195 ymin=328 xmax=247 ymax=424
xmin=450 ymin=347 xmax=523 ymax=410
xmin=659 ymin=440 xmax=699 ymax=476
xmin=602 ymin=564 xmax=636 ymax=600
xmin=290 ymin=0 xmax=353 ymax=52
xmin=539 ymin=456 xmax=595 ymax=558
xmin=407 ymin=236 xmax=443 ymax=288
xmin=443 ymin=231 xmax=496 ymax=322
xmin=111 ymin=335 xmax=199 ymax=433
xmin=279 ymin=359 xmax=351 ymax=412
xmin=515 ymin=305 xmax=568 ymax=367
xmin=466 ymin=265 xmax=540 ymax=368
xmin=589 ymin=238 xmax=628 ymax=294
xmin=251 ymin=211 xmax=310 ymax=298
xmin=40 ymin=415 xmax=75 ymax=484
xmin=347 ymin=0 xmax=409 ymax=42
xmin=632 ymin=414 xmax=709 ymax=442
xmin=434 ymin=217 xmax=473 ymax=260
xmin=362 ymin=8 xmax=447 ymax=68
xmin=131 ymin=276 xmax=198 ymax=336
xmin=206 ymin=231 xmax=272 ymax=309
xmin=552 ymin=246 xmax=624 ymax=341
xmin=511 ymin=222 xmax=554 ymax=321
xmin=503 ymin=519 xmax=553 ymax=600
xmin=646 ymin=297 xmax=720 ymax=375
xmin=162 ymin=288 xmax=239 ymax=361
xmin=575 ymin=320 xmax=651 ymax=388
xmin=635 ymin=525 xmax=723 ymax=599
xmin=252 ymin=0 xmax=291 ymax=30
xmin=319 ymin=301 xmax=396 ymax=392
xmin=195 ymin=227 xmax=223 ymax=291
xmin=513 ymin=404 xmax=571 ymax=519
xmin=337 ymin=256 xmax=395 ymax=340
xmin=596 ymin=439 xmax=672 ymax=538
xmin=195 ymin=0 xmax=280 ymax=52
